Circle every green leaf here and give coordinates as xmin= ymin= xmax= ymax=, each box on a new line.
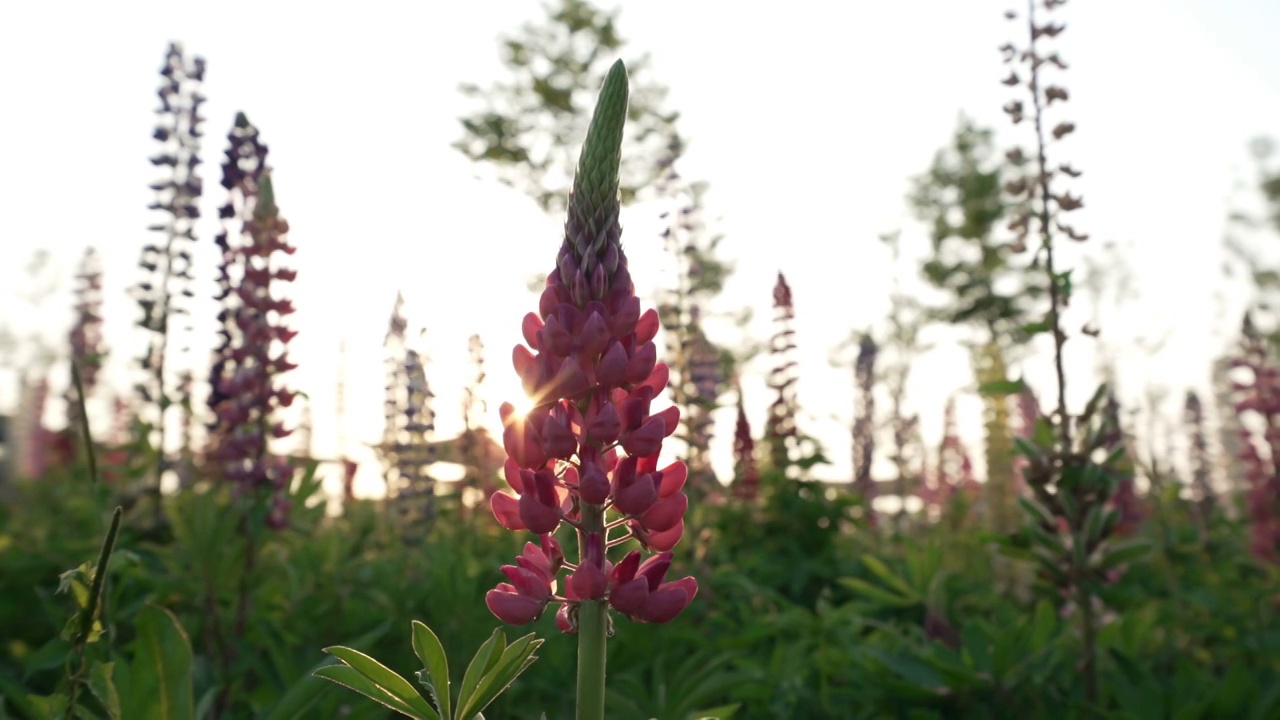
xmin=838 ymin=578 xmax=917 ymax=607
xmin=456 ymin=632 xmax=543 ymax=719
xmin=864 ymin=648 xmax=943 ymax=692
xmin=124 ymin=604 xmax=193 ymax=720
xmin=1082 ymin=504 xmax=1105 ymax=549
xmin=1028 ymin=599 xmax=1057 ymax=648
xmin=0 ymin=669 xmax=49 ymax=720
xmin=88 ymin=662 xmax=122 ymax=720
xmin=411 ymin=621 xmax=452 ymax=719
xmin=314 ymin=665 xmax=437 ymax=720
xmin=687 ymin=705 xmax=740 ymax=720
xmin=860 ymin=556 xmax=918 ymax=600
xmin=977 ymin=379 xmax=1025 ymax=396
xmin=318 ymin=647 xmax=439 ymax=720
xmin=1094 ymin=540 xmax=1152 ymax=571
xmin=1017 ymin=496 xmax=1055 ymax=527
xmin=456 ymin=629 xmax=503 ymax=719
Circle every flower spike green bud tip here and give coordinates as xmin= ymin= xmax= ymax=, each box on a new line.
xmin=559 ymin=59 xmax=630 ymax=306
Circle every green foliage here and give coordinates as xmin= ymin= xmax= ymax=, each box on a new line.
xmin=1 ymin=439 xmax=1277 ymax=718
xmin=453 ymin=0 xmax=681 ymax=213
xmin=909 ymin=115 xmax=1042 ymax=343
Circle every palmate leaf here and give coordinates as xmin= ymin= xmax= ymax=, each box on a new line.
xmin=456 ymin=632 xmax=543 ymax=720
xmin=412 ymin=621 xmax=452 ymax=720
xmin=455 ymin=628 xmax=504 ymax=719
xmin=321 ymin=623 xmax=542 ymax=720
xmin=317 ymin=646 xmax=439 ymax=720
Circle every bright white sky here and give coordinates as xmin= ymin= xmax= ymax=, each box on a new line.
xmin=2 ymin=0 xmax=1278 ymax=500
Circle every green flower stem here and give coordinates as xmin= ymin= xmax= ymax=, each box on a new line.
xmin=576 ymin=505 xmax=607 ymax=720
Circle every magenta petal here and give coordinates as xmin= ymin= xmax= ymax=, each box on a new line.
xmin=579 ymin=464 xmax=611 ymax=505
xmin=634 ymin=308 xmax=660 ymax=345
xmin=640 ymin=577 xmax=697 ymax=623
xmin=486 ymin=588 xmax=545 ymax=625
xmin=542 ymin=314 xmax=572 ymax=356
xmin=541 ymin=414 xmax=578 ymax=459
xmin=518 ymin=491 xmax=560 ymax=534
xmin=655 ymin=406 xmax=681 ymax=437
xmin=639 ymin=492 xmax=687 ymax=533
xmin=640 ymin=364 xmax=670 ymax=396
xmin=614 ymin=473 xmax=657 ymax=516
xmin=635 ymin=551 xmax=674 ymax=590
xmin=621 ymin=416 xmax=666 ymax=457
xmin=568 ymin=563 xmax=608 ymax=600
xmin=609 ymin=578 xmax=649 ymax=617
xmin=521 ymin=312 xmax=544 ymax=351
xmin=586 ymin=401 xmax=621 ymax=445
xmin=554 ymin=356 xmax=591 ymax=400
xmin=491 ymin=492 xmax=526 ymax=531
xmin=611 ymin=297 xmax=640 ymax=337
xmin=596 ymin=342 xmax=628 ymax=387
xmin=610 ymin=550 xmax=642 ymax=588
xmin=502 ymin=565 xmax=552 ymax=601
xmin=633 ymin=518 xmax=684 ymax=551
xmin=625 ymin=342 xmax=657 ymax=385
xmin=580 ymin=311 xmax=610 ymax=357
xmin=657 ymin=461 xmax=688 ymax=497
xmin=555 ymin=604 xmax=577 ymax=634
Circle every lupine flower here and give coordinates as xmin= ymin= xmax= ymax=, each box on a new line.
xmin=66 ymin=247 xmax=106 ymax=431
xmin=135 ymin=43 xmax=205 ymax=487
xmin=1229 ymin=314 xmax=1280 ymax=564
xmin=14 ymin=376 xmax=51 ymax=479
xmin=207 ymin=113 xmax=298 ymax=530
xmin=731 ymin=387 xmax=760 ymax=501
xmin=487 ymin=60 xmax=696 ymax=631
xmin=764 ymin=272 xmax=799 ymax=472
xmin=1101 ymin=391 xmax=1144 ymax=538
xmin=1184 ymin=391 xmax=1216 ymax=519
xmin=1010 ymin=385 xmax=1039 ymax=495
xmin=852 ymin=334 xmax=877 ymax=507
xmin=379 ymin=294 xmax=438 ymax=538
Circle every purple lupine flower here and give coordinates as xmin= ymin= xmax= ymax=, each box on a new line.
xmin=67 ymin=247 xmax=106 ymax=430
xmin=135 ymin=43 xmax=205 ymax=491
xmin=764 ymin=272 xmax=799 ymax=471
xmin=379 ymin=294 xmax=438 ymax=536
xmin=731 ymin=387 xmax=760 ymax=501
xmin=487 ymin=61 xmax=696 ymax=629
xmin=1229 ymin=314 xmax=1280 ymax=564
xmin=1101 ymin=391 xmax=1145 ymax=537
xmin=207 ymin=113 xmax=297 ymax=529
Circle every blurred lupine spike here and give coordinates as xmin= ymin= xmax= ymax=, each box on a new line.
xmin=67 ymin=247 xmax=106 ymax=432
xmin=135 ymin=42 xmax=206 ymax=505
xmin=206 ymin=116 xmax=298 ymax=530
xmin=487 ymin=60 xmax=695 ymax=642
xmin=1228 ymin=314 xmax=1280 ymax=564
xmin=731 ymin=387 xmax=760 ymax=501
xmin=852 ymin=333 xmax=877 ymax=510
xmin=378 ymin=295 xmax=438 ymax=540
xmin=1102 ymin=391 xmax=1145 ymax=537
xmin=651 ymin=136 xmax=734 ymax=500
xmin=1184 ymin=391 xmax=1217 ymax=522
xmin=764 ymin=272 xmax=799 ymax=473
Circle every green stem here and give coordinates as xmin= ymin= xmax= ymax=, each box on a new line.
xmin=576 ymin=505 xmax=608 ymax=720
xmin=576 ymin=599 xmax=608 ymax=720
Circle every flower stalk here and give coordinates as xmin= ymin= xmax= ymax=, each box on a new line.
xmin=484 ymin=60 xmax=696 ymax=720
